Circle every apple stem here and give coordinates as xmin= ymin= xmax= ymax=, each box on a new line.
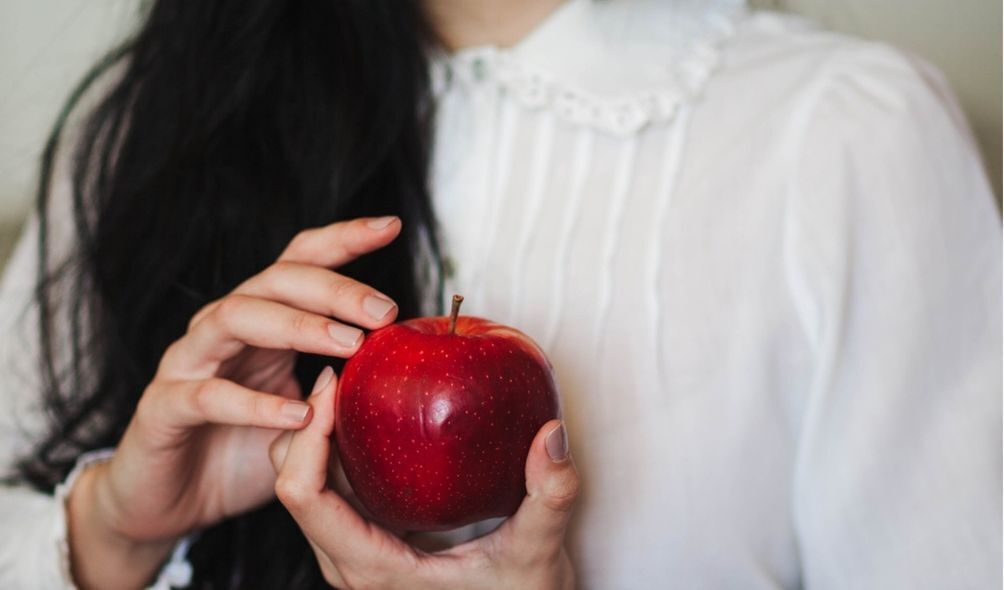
xmin=448 ymin=294 xmax=464 ymax=335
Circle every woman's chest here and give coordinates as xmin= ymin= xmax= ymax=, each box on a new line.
xmin=429 ymin=96 xmax=813 ymax=587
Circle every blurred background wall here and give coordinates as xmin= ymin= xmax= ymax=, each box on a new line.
xmin=0 ymin=0 xmax=136 ymax=268
xmin=1 ymin=0 xmax=1001 ymax=271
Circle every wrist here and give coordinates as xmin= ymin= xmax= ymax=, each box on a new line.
xmin=67 ymin=461 xmax=176 ymax=590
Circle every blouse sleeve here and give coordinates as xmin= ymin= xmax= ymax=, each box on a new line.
xmin=784 ymin=43 xmax=1001 ymax=589
xmin=0 ymin=187 xmax=79 ymax=587
xmin=0 ymin=88 xmax=192 ymax=589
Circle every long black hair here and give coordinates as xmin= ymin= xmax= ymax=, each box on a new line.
xmin=18 ymin=1 xmax=442 ymax=587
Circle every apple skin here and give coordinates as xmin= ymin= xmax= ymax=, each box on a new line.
xmin=333 ymin=315 xmax=560 ymax=532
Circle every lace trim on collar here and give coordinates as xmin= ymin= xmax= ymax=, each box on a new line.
xmin=430 ymin=3 xmax=745 ymax=135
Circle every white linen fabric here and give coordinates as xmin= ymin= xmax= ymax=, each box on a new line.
xmin=0 ymin=1 xmax=1000 ymax=588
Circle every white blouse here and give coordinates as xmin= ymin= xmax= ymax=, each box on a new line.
xmin=1 ymin=1 xmax=1000 ymax=588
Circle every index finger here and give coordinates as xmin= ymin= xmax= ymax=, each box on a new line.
xmin=280 ymin=216 xmax=402 ymax=268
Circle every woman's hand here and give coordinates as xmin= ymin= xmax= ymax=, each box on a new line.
xmin=67 ymin=216 xmax=404 ymax=590
xmin=270 ymin=370 xmax=580 ymax=590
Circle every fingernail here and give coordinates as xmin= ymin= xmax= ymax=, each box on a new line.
xmin=363 ymin=295 xmax=397 ymax=321
xmin=367 ymin=216 xmax=397 ymax=230
xmin=311 ymin=366 xmax=334 ymax=396
xmin=328 ymin=323 xmax=363 ymax=348
xmin=546 ymin=422 xmax=568 ymax=462
xmin=282 ymin=401 xmax=310 ymax=423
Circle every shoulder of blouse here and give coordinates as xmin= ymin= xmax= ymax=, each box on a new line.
xmin=717 ymin=7 xmax=986 ymax=178
xmin=686 ymin=8 xmax=982 ymax=179
xmin=429 ymin=0 xmax=748 ymax=136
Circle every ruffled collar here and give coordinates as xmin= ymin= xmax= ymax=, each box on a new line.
xmin=429 ymin=0 xmax=746 ymax=135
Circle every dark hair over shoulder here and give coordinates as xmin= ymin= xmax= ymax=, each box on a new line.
xmin=20 ymin=1 xmax=442 ymax=587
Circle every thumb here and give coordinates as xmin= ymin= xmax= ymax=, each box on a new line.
xmin=505 ymin=419 xmax=580 ymax=545
xmin=269 ymin=366 xmax=334 ymax=474
xmin=269 ymin=430 xmax=295 ymax=474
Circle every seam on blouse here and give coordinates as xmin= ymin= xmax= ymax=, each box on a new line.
xmin=508 ymin=111 xmax=557 ymax=325
xmin=779 ymin=59 xmax=843 ymax=359
xmin=592 ymin=136 xmax=639 ymax=355
xmin=470 ymin=101 xmax=519 ymax=308
xmin=780 ymin=51 xmax=867 ymax=562
xmin=777 ymin=57 xmax=841 ymax=585
xmin=543 ymin=127 xmax=594 ymax=352
xmin=647 ymin=106 xmax=693 ymax=397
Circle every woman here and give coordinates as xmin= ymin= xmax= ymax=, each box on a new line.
xmin=0 ymin=0 xmax=999 ymax=588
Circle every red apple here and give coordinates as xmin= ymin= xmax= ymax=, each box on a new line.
xmin=333 ymin=295 xmax=560 ymax=532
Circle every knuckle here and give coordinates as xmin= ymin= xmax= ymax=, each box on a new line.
xmin=212 ymin=295 xmax=245 ymax=325
xmin=256 ymin=264 xmax=284 ymax=294
xmin=187 ymin=301 xmax=218 ymax=331
xmin=287 ymin=229 xmax=316 ymax=257
xmin=157 ymin=340 xmax=183 ymax=372
xmin=291 ymin=311 xmax=317 ymax=335
xmin=253 ymin=393 xmax=273 ymax=421
xmin=543 ymin=472 xmax=581 ymax=513
xmin=265 ymin=260 xmax=298 ymax=284
xmin=320 ymin=568 xmax=345 ymax=588
xmin=340 ymin=241 xmax=363 ymax=260
xmin=340 ymin=234 xmax=368 ymax=260
xmin=274 ymin=475 xmax=311 ymax=508
xmin=326 ymin=273 xmax=357 ymax=300
xmin=268 ymin=433 xmax=288 ymax=466
xmin=341 ymin=572 xmax=384 ymax=590
xmin=271 ymin=259 xmax=298 ymax=273
xmin=191 ymin=378 xmax=222 ymax=414
xmin=134 ymin=385 xmax=161 ymax=424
